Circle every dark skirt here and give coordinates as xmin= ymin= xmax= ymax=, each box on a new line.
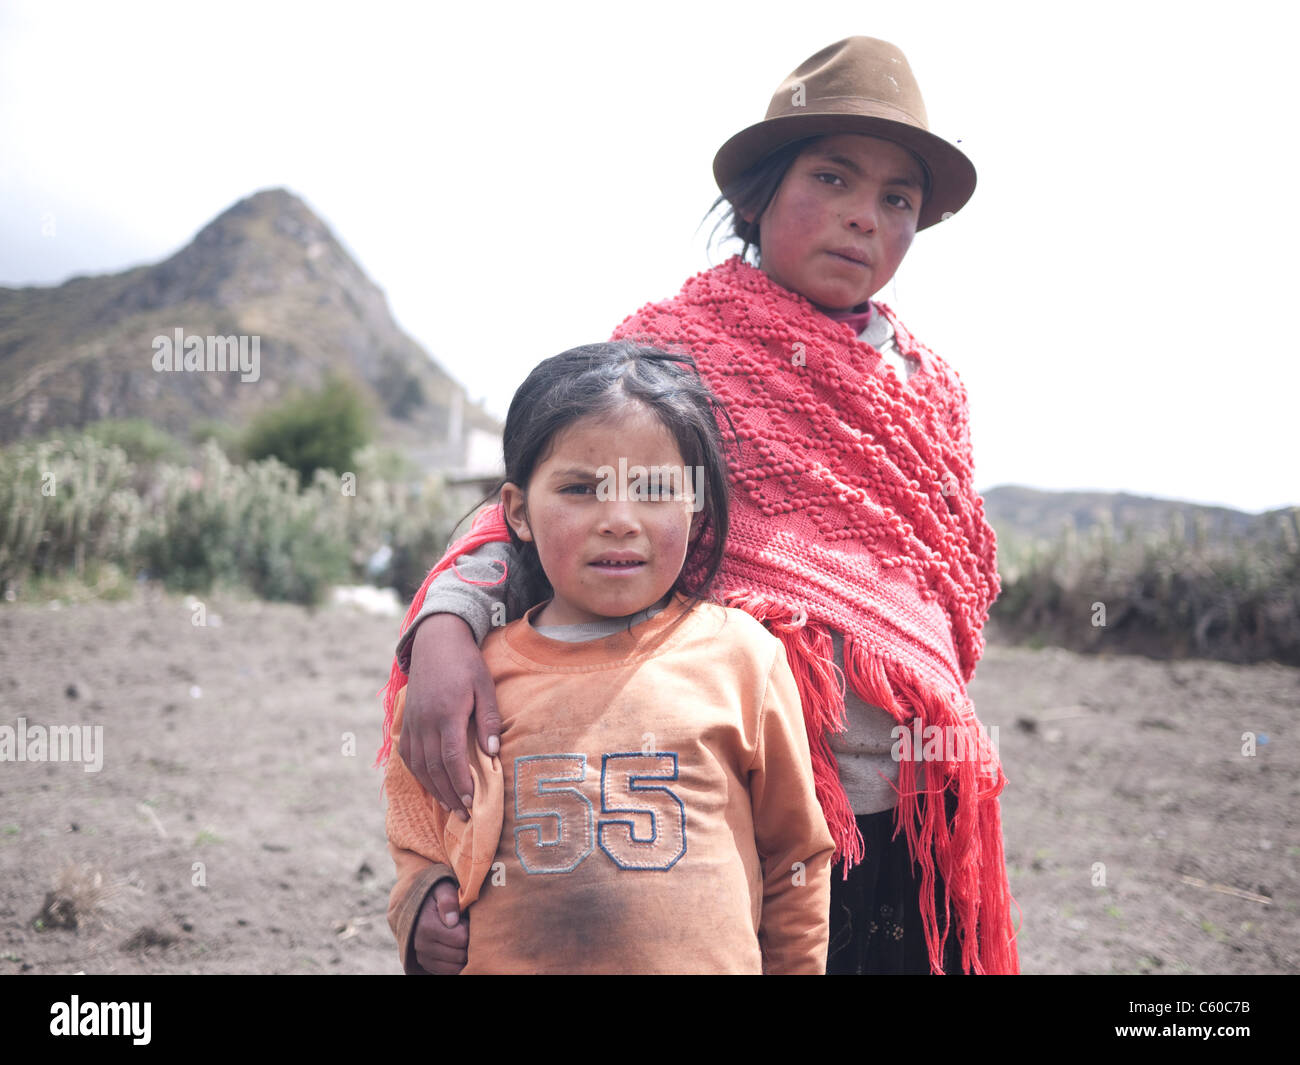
xmin=826 ymin=791 xmax=967 ymax=975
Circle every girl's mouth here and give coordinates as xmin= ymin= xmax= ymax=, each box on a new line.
xmin=589 ymin=559 xmax=646 ymax=573
xmin=829 ymin=250 xmax=871 ymax=268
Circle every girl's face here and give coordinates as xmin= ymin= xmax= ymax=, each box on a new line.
xmin=749 ymin=133 xmax=924 ymax=312
xmin=501 ymin=401 xmax=699 ymax=628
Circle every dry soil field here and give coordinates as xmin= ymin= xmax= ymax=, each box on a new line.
xmin=1 ymin=589 xmax=1296 ymax=974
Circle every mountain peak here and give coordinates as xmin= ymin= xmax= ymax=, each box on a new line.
xmin=155 ymin=186 xmax=369 ymax=310
xmin=195 ymin=187 xmax=330 ymax=250
xmin=0 ymin=189 xmax=501 ymax=472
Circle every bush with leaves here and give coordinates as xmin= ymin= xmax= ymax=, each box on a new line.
xmin=991 ymin=509 xmax=1300 ymax=664
xmin=242 ymin=375 xmax=373 ymax=487
xmin=138 ymin=442 xmax=352 ymax=605
xmin=0 ymin=436 xmax=145 ymax=589
xmin=1 ymin=431 xmax=463 ymax=609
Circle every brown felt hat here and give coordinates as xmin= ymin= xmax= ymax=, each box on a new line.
xmin=713 ymin=36 xmax=975 ymax=231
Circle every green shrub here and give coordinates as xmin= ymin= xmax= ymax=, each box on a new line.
xmin=990 ymin=509 xmax=1300 ymax=665
xmin=387 ymin=483 xmax=464 ymax=601
xmin=137 ymin=443 xmax=352 ymax=606
xmin=237 ymin=459 xmax=351 ymax=605
xmin=1 ymin=428 xmax=462 ymax=609
xmin=242 ymin=375 xmax=373 ymax=486
xmin=188 ymin=418 xmax=245 ymax=461
xmin=0 ymin=437 xmax=145 ymax=587
xmin=81 ymin=419 xmax=188 ymax=465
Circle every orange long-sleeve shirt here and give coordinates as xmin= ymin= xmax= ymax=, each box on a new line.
xmin=384 ymin=596 xmax=833 ymax=974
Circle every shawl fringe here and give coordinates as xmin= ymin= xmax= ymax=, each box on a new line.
xmin=721 ymin=589 xmax=1020 ymax=976
xmin=718 ymin=590 xmax=865 ymax=872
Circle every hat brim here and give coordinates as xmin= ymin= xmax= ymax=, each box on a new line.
xmin=713 ymin=113 xmax=975 ymax=231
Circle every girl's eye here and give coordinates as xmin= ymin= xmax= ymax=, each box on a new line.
xmin=886 ymin=193 xmax=913 ymax=210
xmin=560 ymin=484 xmax=595 ymax=495
xmin=815 ymin=172 xmax=846 ymax=187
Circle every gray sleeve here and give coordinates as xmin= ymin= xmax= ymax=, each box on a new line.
xmin=395 ymin=540 xmax=515 ymax=671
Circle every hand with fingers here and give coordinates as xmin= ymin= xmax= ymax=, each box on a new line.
xmin=399 ymin=614 xmax=502 ymax=821
xmin=412 ymin=878 xmax=469 ymax=974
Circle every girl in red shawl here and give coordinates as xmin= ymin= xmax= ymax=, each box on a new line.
xmin=380 ymin=36 xmax=1018 ymax=975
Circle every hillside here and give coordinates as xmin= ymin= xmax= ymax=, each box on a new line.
xmin=981 ymin=484 xmax=1290 ymax=544
xmin=0 ymin=188 xmax=499 ymax=474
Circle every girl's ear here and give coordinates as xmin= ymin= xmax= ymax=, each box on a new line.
xmin=500 ymin=482 xmax=533 ymax=542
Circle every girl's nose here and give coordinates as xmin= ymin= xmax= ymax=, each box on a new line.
xmin=845 ymin=195 xmax=879 ymax=233
xmin=598 ymin=498 xmax=642 ymax=536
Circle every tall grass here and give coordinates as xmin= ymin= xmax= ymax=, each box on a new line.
xmin=0 ymin=436 xmax=146 ymax=585
xmin=17 ymin=426 xmax=1292 ymax=665
xmin=1 ymin=432 xmax=459 ymax=607
xmin=990 ymin=509 xmax=1300 ymax=665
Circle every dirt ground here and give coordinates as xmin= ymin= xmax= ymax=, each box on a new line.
xmin=1 ymin=588 xmax=1295 ymax=975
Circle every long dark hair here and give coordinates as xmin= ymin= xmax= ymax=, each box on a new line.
xmin=706 ymin=137 xmax=817 ymax=264
xmin=495 ymin=340 xmax=734 ymax=612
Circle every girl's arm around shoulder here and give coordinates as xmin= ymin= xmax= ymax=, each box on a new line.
xmin=396 ymin=540 xmax=516 ymax=670
xmin=747 ymin=639 xmax=835 ymax=975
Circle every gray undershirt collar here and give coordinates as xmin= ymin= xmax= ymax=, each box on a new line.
xmin=530 ymin=596 xmax=671 ymax=643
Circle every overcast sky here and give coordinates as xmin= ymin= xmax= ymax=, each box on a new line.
xmin=2 ymin=0 xmax=1296 ymax=512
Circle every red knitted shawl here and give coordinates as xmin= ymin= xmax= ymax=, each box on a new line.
xmin=380 ymin=255 xmax=1018 ymax=974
